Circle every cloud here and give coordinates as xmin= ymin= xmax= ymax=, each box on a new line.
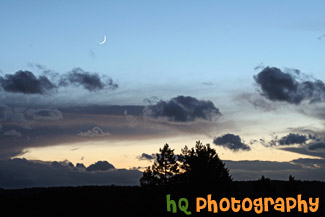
xmin=317 ymin=34 xmax=325 ymax=40
xmin=137 ymin=153 xmax=155 ymax=161
xmin=292 ymin=158 xmax=325 ymax=168
xmin=2 ymin=158 xmax=325 ymax=188
xmin=202 ymin=82 xmax=215 ymax=86
xmin=124 ymin=110 xmax=138 ymax=128
xmin=213 ymin=134 xmax=251 ymax=151
xmin=51 ymin=160 xmax=74 ymax=169
xmin=60 ymin=105 xmax=144 ymax=116
xmin=27 ymin=108 xmax=63 ymax=120
xmin=0 ymin=105 xmax=11 ymax=121
xmin=0 ymin=103 xmax=223 ymax=160
xmin=0 ymin=70 xmax=56 ymax=94
xmin=260 ymin=132 xmax=318 ymax=148
xmin=308 ymin=142 xmax=325 ymax=151
xmin=278 ymin=133 xmax=308 ymax=145
xmin=76 ymin=163 xmax=86 ymax=170
xmin=78 ymin=127 xmax=111 ymax=137
xmin=0 ymin=67 xmax=118 ymax=95
xmin=27 ymin=63 xmax=59 ymax=80
xmin=239 ymin=93 xmax=277 ymax=111
xmin=254 ymin=66 xmax=325 ymax=104
xmin=86 ymin=161 xmax=115 ymax=172
xmin=0 ymin=158 xmax=141 ymax=188
xmin=281 ymin=147 xmax=325 ymax=159
xmin=9 ymin=112 xmax=34 ymax=129
xmin=143 ymin=96 xmax=159 ymax=105
xmin=0 ymin=105 xmax=59 ymax=129
xmin=254 ymin=67 xmax=301 ymax=104
xmin=60 ymin=68 xmax=118 ymax=91
xmin=144 ymin=95 xmax=221 ymax=122
xmin=3 ymin=129 xmax=22 ymax=137
xmin=224 ymin=160 xmax=301 ymax=172
xmin=254 ymin=62 xmax=265 ymax=71
xmin=224 ymin=158 xmax=325 ymax=181
xmin=89 ymin=49 xmax=96 ymax=59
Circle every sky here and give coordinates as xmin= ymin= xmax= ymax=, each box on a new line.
xmin=1 ymin=0 xmax=325 ymax=188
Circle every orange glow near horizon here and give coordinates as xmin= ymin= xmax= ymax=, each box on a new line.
xmin=17 ymin=135 xmax=318 ymax=169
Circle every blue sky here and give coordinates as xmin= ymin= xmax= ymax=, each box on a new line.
xmin=1 ymin=0 xmax=325 ymax=92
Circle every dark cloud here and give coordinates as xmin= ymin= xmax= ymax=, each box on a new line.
xmin=260 ymin=132 xmax=319 ymax=148
xmin=86 ymin=161 xmax=115 ymax=172
xmin=224 ymin=158 xmax=325 ymax=181
xmin=9 ymin=112 xmax=34 ymax=129
xmin=60 ymin=68 xmax=118 ymax=91
xmin=1 ymin=105 xmax=64 ymax=129
xmin=213 ymin=134 xmax=251 ymax=151
xmin=76 ymin=163 xmax=86 ymax=170
xmin=0 ymin=105 xmax=11 ymax=121
xmin=254 ymin=66 xmax=325 ymax=104
xmin=292 ymin=158 xmax=325 ymax=168
xmin=0 ymin=67 xmax=118 ymax=95
xmin=224 ymin=160 xmax=301 ymax=172
xmin=308 ymin=142 xmax=325 ymax=151
xmin=0 ymin=102 xmax=223 ymax=160
xmin=254 ymin=67 xmax=301 ymax=104
xmin=0 ymin=70 xmax=56 ymax=94
xmin=137 ymin=153 xmax=155 ymax=161
xmin=281 ymin=147 xmax=325 ymax=159
xmin=0 ymin=158 xmax=141 ymax=188
xmin=278 ymin=133 xmax=308 ymax=145
xmin=27 ymin=108 xmax=63 ymax=120
xmin=144 ymin=96 xmax=221 ymax=122
xmin=51 ymin=160 xmax=74 ymax=169
xmin=1 ymin=158 xmax=325 ymax=188
xmin=60 ymin=105 xmax=144 ymax=116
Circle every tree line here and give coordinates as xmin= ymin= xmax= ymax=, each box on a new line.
xmin=140 ymin=141 xmax=232 ymax=187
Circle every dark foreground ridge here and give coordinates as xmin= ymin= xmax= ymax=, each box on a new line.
xmin=0 ymin=180 xmax=324 ymax=217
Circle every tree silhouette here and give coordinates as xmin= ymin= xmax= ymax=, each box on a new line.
xmin=179 ymin=141 xmax=232 ymax=185
xmin=139 ymin=166 xmax=156 ymax=186
xmin=289 ymin=174 xmax=295 ymax=183
xmin=286 ymin=174 xmax=300 ymax=194
xmin=140 ymin=141 xmax=232 ymax=187
xmin=254 ymin=175 xmax=274 ymax=194
xmin=140 ymin=144 xmax=179 ymax=186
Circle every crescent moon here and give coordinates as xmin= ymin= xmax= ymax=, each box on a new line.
xmin=99 ymin=35 xmax=107 ymax=45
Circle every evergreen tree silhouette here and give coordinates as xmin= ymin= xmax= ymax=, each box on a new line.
xmin=179 ymin=141 xmax=232 ymax=186
xmin=140 ymin=144 xmax=179 ymax=186
xmin=140 ymin=141 xmax=232 ymax=187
